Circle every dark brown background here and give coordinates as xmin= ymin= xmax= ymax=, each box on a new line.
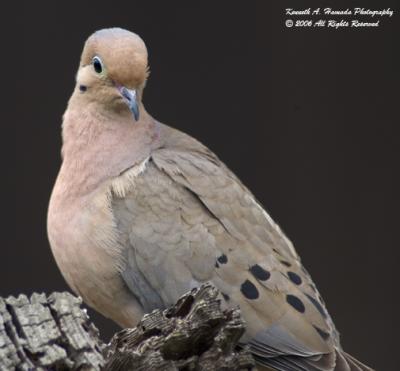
xmin=8 ymin=1 xmax=398 ymax=370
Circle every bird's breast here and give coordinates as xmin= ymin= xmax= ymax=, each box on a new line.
xmin=48 ymin=183 xmax=124 ymax=304
xmin=47 ymin=164 xmax=149 ymax=326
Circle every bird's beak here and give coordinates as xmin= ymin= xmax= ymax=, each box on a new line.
xmin=119 ymin=86 xmax=140 ymax=121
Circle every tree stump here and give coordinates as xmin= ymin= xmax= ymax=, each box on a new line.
xmin=0 ymin=284 xmax=255 ymax=370
xmin=104 ymin=283 xmax=255 ymax=370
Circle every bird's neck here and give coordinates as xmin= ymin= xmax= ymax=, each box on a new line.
xmin=55 ymin=101 xmax=161 ymax=202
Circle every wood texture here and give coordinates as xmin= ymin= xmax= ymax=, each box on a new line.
xmin=104 ymin=283 xmax=255 ymax=370
xmin=0 ymin=284 xmax=255 ymax=370
xmin=0 ymin=292 xmax=104 ymax=370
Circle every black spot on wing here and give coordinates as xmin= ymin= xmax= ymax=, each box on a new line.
xmin=215 ymin=261 xmax=219 ymax=268
xmin=241 ymin=280 xmax=259 ymax=300
xmin=287 ymin=271 xmax=302 ymax=285
xmin=273 ymin=248 xmax=282 ymax=255
xmin=249 ymin=264 xmax=271 ymax=281
xmin=280 ymin=260 xmax=291 ymax=267
xmin=313 ymin=325 xmax=330 ymax=340
xmin=286 ymin=294 xmax=305 ymax=313
xmin=305 ymin=293 xmax=327 ymax=318
xmin=217 ymin=254 xmax=228 ymax=264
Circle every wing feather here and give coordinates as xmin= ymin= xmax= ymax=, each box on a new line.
xmin=109 ymin=127 xmax=368 ymax=370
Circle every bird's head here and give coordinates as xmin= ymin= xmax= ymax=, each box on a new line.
xmin=75 ymin=28 xmax=148 ymax=121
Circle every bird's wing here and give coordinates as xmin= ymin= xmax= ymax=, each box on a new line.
xmin=110 ymin=130 xmax=347 ymax=370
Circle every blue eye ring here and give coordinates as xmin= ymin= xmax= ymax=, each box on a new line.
xmin=92 ymin=56 xmax=103 ymax=74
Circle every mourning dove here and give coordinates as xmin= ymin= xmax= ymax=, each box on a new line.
xmin=47 ymin=28 xmax=372 ymax=371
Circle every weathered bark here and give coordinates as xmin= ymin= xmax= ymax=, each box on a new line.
xmin=0 ymin=292 xmax=104 ymax=370
xmin=0 ymin=284 xmax=255 ymax=370
xmin=104 ymin=283 xmax=255 ymax=370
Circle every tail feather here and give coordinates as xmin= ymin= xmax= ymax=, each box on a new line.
xmin=254 ymin=349 xmax=373 ymax=371
xmin=336 ymin=351 xmax=374 ymax=371
xmin=334 ymin=350 xmax=351 ymax=371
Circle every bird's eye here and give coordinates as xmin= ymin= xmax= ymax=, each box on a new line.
xmin=92 ymin=56 xmax=103 ymax=74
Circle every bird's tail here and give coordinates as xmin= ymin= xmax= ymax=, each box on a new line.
xmin=255 ymin=349 xmax=373 ymax=371
xmin=334 ymin=349 xmax=374 ymax=371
